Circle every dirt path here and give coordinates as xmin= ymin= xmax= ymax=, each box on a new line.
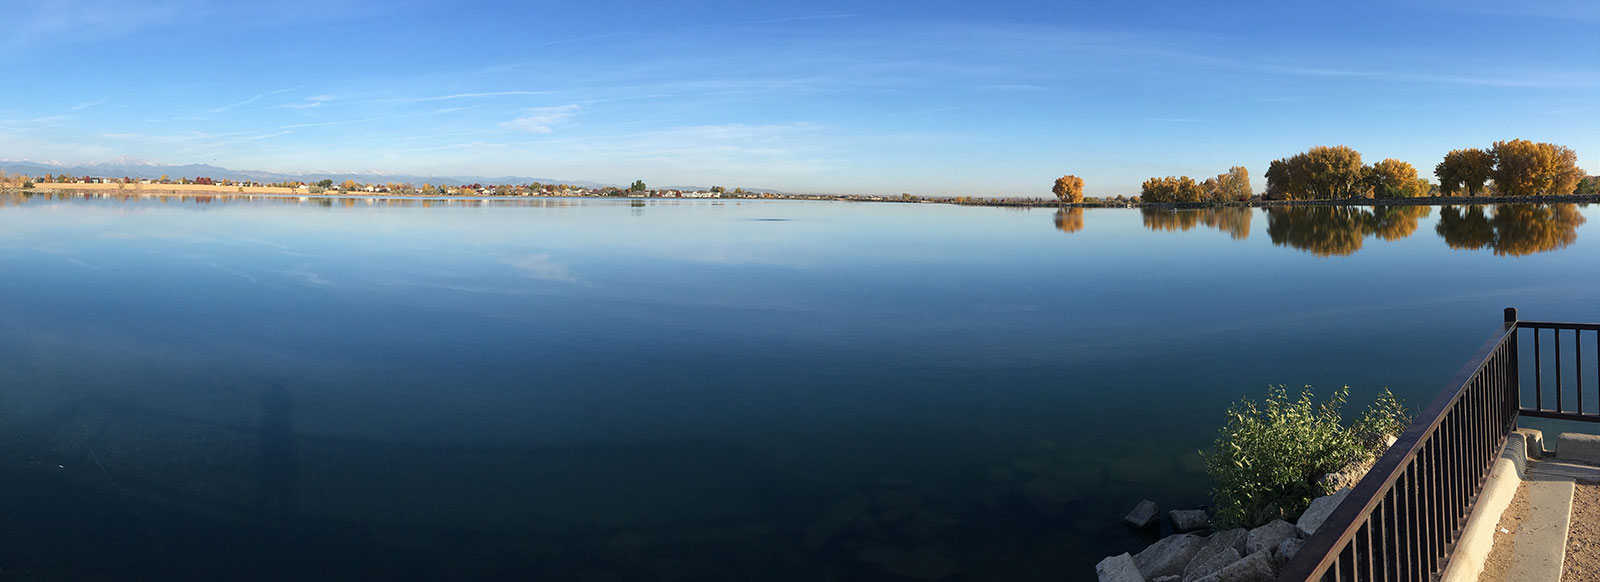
xmin=1564 ymin=481 xmax=1599 ymax=582
xmin=1478 ymin=480 xmax=1533 ymax=582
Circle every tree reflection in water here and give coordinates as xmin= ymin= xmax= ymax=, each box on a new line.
xmin=1139 ymin=207 xmax=1252 ymax=239
xmin=1266 ymin=206 xmax=1373 ymax=256
xmin=1437 ymin=204 xmax=1587 ymax=256
xmin=1052 ymin=207 xmax=1083 ymax=233
xmin=1265 ymin=205 xmax=1431 ymax=256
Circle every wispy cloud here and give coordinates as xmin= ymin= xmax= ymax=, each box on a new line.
xmin=69 ymin=100 xmax=106 ymax=111
xmin=381 ymin=91 xmax=554 ymax=103
xmin=499 ymin=105 xmax=579 ymax=133
xmin=210 ymin=87 xmax=302 ymax=113
xmin=278 ymin=118 xmax=378 ymax=130
xmin=273 ymin=94 xmax=335 ymax=110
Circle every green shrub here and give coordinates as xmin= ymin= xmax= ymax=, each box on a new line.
xmin=1203 ymin=385 xmax=1411 ymax=528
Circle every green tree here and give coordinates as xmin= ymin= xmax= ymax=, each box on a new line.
xmin=1265 ymin=146 xmax=1368 ymax=200
xmin=630 ymin=179 xmax=647 ymax=192
xmin=1052 ymin=175 xmax=1085 ymax=203
xmin=1490 ymin=139 xmax=1584 ymax=196
xmin=1576 ymin=176 xmax=1600 ymax=195
xmin=1434 ymin=149 xmax=1493 ymax=196
xmin=317 ymin=179 xmax=334 ymax=189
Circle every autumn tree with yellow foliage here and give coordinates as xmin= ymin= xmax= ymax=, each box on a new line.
xmin=1264 ymin=146 xmax=1368 ymax=200
xmin=1140 ymin=176 xmax=1206 ymax=203
xmin=1052 ymin=175 xmax=1084 ymax=203
xmin=1489 ymin=139 xmax=1585 ymax=196
xmin=1434 ymin=149 xmax=1494 ymax=196
xmin=1365 ymin=159 xmax=1431 ymax=199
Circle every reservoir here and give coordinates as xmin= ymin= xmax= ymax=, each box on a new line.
xmin=0 ymin=193 xmax=1595 ymax=580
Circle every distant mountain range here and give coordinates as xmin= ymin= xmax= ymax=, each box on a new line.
xmin=0 ymin=158 xmax=781 ymax=193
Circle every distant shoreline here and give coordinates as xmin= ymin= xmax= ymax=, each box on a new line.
xmin=6 ymin=184 xmax=1598 ymax=209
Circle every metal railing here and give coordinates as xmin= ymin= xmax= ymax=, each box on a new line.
xmin=1279 ymin=307 xmax=1600 ymax=582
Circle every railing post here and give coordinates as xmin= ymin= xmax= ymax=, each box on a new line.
xmin=1505 ymin=308 xmax=1520 ymax=429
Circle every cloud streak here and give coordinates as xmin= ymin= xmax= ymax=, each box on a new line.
xmin=498 ymin=105 xmax=579 ymax=133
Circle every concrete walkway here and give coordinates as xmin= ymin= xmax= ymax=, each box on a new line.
xmin=1474 ymin=434 xmax=1600 ymax=582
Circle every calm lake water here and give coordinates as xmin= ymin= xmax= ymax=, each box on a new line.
xmin=0 ymin=192 xmax=1596 ymax=581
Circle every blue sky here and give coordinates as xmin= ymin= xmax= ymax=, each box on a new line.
xmin=2 ymin=0 xmax=1596 ymax=196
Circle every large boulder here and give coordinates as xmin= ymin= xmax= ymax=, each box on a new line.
xmin=1095 ymin=553 xmax=1146 ymax=582
xmin=1133 ymin=534 xmax=1206 ymax=579
xmin=1169 ymin=509 xmax=1211 ymax=533
xmin=1182 ymin=548 xmax=1238 ymax=582
xmin=1245 ymin=520 xmax=1297 ymax=555
xmin=1124 ymin=500 xmax=1160 ymax=529
xmin=1183 ymin=528 xmax=1248 ymax=581
xmin=1192 ymin=548 xmax=1276 ymax=582
xmin=1296 ymin=488 xmax=1351 ymax=538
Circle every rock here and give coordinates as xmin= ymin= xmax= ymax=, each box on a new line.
xmin=1296 ymin=488 xmax=1351 ymax=537
xmin=805 ymin=495 xmax=868 ymax=549
xmin=857 ymin=546 xmax=961 ymax=580
xmin=898 ymin=508 xmax=958 ymax=539
xmin=1020 ymin=479 xmax=1082 ymax=516
xmin=1192 ymin=548 xmax=1276 ymax=582
xmin=1245 ymin=520 xmax=1296 ymax=555
xmin=1152 ymin=576 xmax=1180 ymax=582
xmin=1182 ymin=528 xmax=1248 ymax=581
xmin=1094 ymin=553 xmax=1146 ymax=582
xmin=1133 ymin=533 xmax=1205 ymax=579
xmin=1123 ymin=500 xmax=1159 ymax=529
xmin=1316 ymin=455 xmax=1376 ymax=493
xmin=1276 ymin=537 xmax=1304 ymax=562
xmin=1168 ymin=509 xmax=1211 ymax=533
xmin=1182 ymin=547 xmax=1238 ymax=582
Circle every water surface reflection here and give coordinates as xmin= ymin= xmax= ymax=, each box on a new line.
xmin=1437 ymin=205 xmax=1587 ymax=256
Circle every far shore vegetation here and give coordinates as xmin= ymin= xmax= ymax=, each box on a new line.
xmin=4 ymin=138 xmax=1596 ymax=208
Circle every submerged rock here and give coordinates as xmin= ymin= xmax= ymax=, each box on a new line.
xmin=805 ymin=494 xmax=868 ymax=550
xmin=1123 ymin=500 xmax=1159 ymax=529
xmin=857 ymin=546 xmax=961 ymax=580
xmin=1020 ymin=479 xmax=1082 ymax=516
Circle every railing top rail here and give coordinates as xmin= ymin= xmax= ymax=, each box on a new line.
xmin=1277 ymin=311 xmax=1520 ymax=581
xmin=1514 ymin=320 xmax=1600 ymax=331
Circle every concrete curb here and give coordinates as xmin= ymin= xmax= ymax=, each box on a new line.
xmin=1438 ymin=429 xmax=1534 ymax=582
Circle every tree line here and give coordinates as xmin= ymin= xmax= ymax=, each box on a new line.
xmin=1053 ymin=139 xmax=1594 ymax=204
